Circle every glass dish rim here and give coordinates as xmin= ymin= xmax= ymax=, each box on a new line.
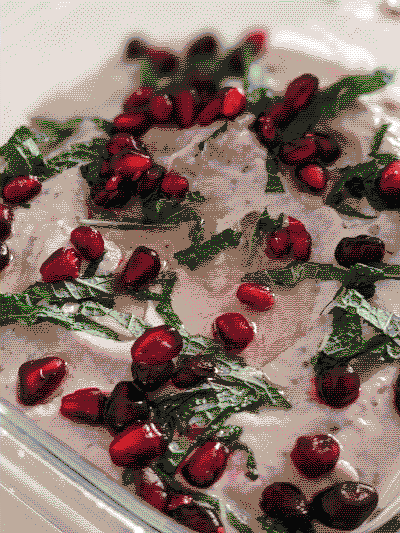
xmin=1 ymin=397 xmax=400 ymax=533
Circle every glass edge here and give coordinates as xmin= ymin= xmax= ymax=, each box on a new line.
xmin=0 ymin=398 xmax=189 ymax=533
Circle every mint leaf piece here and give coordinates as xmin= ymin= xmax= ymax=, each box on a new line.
xmin=186 ymin=190 xmax=206 ymax=203
xmin=373 ymin=153 xmax=399 ymax=166
xmin=247 ymin=210 xmax=284 ymax=264
xmin=246 ymin=87 xmax=274 ymax=117
xmin=192 ymin=493 xmax=220 ymax=513
xmin=34 ymin=117 xmax=83 ymax=144
xmin=92 ymin=118 xmax=114 ymax=135
xmin=265 ymin=160 xmax=285 ymax=194
xmin=227 ymin=511 xmax=253 ymax=533
xmin=257 ymin=517 xmax=290 ymax=533
xmin=369 ymin=124 xmax=390 ymax=156
xmin=174 ymin=228 xmax=242 ymax=270
xmin=334 ymin=202 xmax=377 ymax=219
xmin=325 ymin=160 xmax=379 ymax=208
xmin=139 ymin=59 xmax=158 ymax=87
xmin=195 ymin=122 xmax=229 ymax=156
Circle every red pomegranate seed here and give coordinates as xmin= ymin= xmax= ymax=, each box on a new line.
xmin=312 ymin=482 xmax=378 ymax=530
xmin=197 ymin=95 xmax=223 ymax=125
xmin=244 ymin=31 xmax=266 ymax=56
xmin=110 ymin=152 xmax=152 ymax=178
xmin=213 ymin=312 xmax=254 ymax=352
xmin=60 ymin=388 xmax=107 ymax=425
xmin=92 ymin=186 xmax=132 ymax=210
xmin=171 ymin=355 xmax=216 ymax=389
xmin=265 ymin=227 xmax=291 ymax=258
xmin=136 ymin=468 xmax=170 ymax=512
xmin=147 ymin=50 xmax=178 ymax=73
xmin=378 ymin=160 xmax=400 ymax=196
xmin=104 ymin=381 xmax=149 ymax=433
xmin=40 ymin=247 xmax=81 ymax=283
xmin=173 ymin=89 xmax=198 ymax=128
xmin=120 ymin=246 xmax=161 ymax=290
xmin=187 ymin=36 xmax=218 ymax=57
xmin=149 ymin=93 xmax=174 ymax=123
xmin=290 ymin=434 xmax=340 ymax=478
xmin=137 ymin=166 xmax=164 ymax=197
xmin=260 ymin=482 xmax=310 ymax=523
xmin=161 ymin=170 xmax=189 ymax=201
xmin=291 ymin=232 xmax=312 ymax=261
xmin=0 ymin=204 xmax=13 ymax=241
xmin=282 ymin=74 xmax=319 ymax=114
xmin=0 ymin=243 xmax=11 ymax=271
xmin=286 ymin=216 xmax=307 ymax=238
xmin=296 ymin=163 xmax=327 ymax=191
xmin=132 ymin=360 xmax=175 ymax=392
xmin=221 ymin=87 xmax=246 ymax=119
xmin=70 ymin=226 xmax=105 ymax=260
xmin=124 ymin=87 xmax=154 ymax=110
xmin=279 ymin=137 xmax=318 ymax=166
xmin=109 ymin=422 xmax=167 ymax=469
xmin=18 ymin=356 xmax=67 ymax=406
xmin=334 ymin=235 xmax=385 ymax=268
xmin=100 ymin=160 xmax=111 ymax=176
xmin=113 ymin=112 xmax=149 ymax=134
xmin=131 ymin=325 xmax=183 ymax=366
xmin=167 ymin=493 xmax=225 ymax=533
xmin=236 ymin=283 xmax=275 ymax=312
xmin=105 ymin=174 xmax=124 ymax=191
xmin=314 ymin=133 xmax=341 ymax=165
xmin=181 ymin=441 xmax=229 ymax=488
xmin=316 ymin=366 xmax=360 ymax=408
xmin=2 ymin=176 xmax=42 ymax=205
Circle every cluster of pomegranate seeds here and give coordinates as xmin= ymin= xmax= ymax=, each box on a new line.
xmin=265 ymin=216 xmax=312 ymax=262
xmin=236 ymin=283 xmax=275 ymax=312
xmin=213 ymin=312 xmax=254 ymax=353
xmin=316 ymin=366 xmax=360 ymax=408
xmin=180 ymin=441 xmax=230 ymax=488
xmin=109 ymin=422 xmax=167 ymax=469
xmin=17 ymin=356 xmax=67 ymax=406
xmin=311 ymin=482 xmax=379 ymax=530
xmin=334 ymin=235 xmax=385 ymax=268
xmin=290 ymin=434 xmax=340 ymax=478
xmin=61 ymin=388 xmax=108 ymax=424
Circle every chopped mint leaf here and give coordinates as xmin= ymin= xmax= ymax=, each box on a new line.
xmin=321 ymin=307 xmax=364 ymax=360
xmin=139 ymin=59 xmax=158 ymax=87
xmin=174 ymin=228 xmax=242 ymax=270
xmin=227 ymin=511 xmax=253 ymax=533
xmin=34 ymin=117 xmax=83 ymax=144
xmin=192 ymin=493 xmax=220 ymax=513
xmin=257 ymin=517 xmax=290 ymax=533
xmin=186 ymin=190 xmax=206 ymax=203
xmin=373 ymin=153 xmax=399 ymax=166
xmin=247 ymin=210 xmax=284 ymax=264
xmin=325 ymin=160 xmax=379 ymax=208
xmin=91 ymin=118 xmax=114 ymax=135
xmin=334 ymin=202 xmax=377 ymax=219
xmin=265 ymin=160 xmax=285 ymax=194
xmin=369 ymin=124 xmax=390 ymax=156
xmin=195 ymin=121 xmax=229 ymax=155
xmin=246 ymin=87 xmax=274 ymax=117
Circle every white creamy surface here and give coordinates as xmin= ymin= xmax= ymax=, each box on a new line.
xmin=2 ymin=1 xmax=400 ymax=532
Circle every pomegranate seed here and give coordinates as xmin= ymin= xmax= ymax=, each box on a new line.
xmin=236 ymin=283 xmax=275 ymax=312
xmin=123 ymin=87 xmax=154 ymax=111
xmin=107 ymin=134 xmax=147 ymax=156
xmin=314 ymin=133 xmax=341 ymax=165
xmin=40 ymin=247 xmax=82 ymax=283
xmin=132 ymin=360 xmax=175 ymax=392
xmin=265 ymin=228 xmax=291 ymax=258
xmin=92 ymin=187 xmax=133 ymax=209
xmin=291 ymin=231 xmax=312 ymax=261
xmin=378 ymin=160 xmax=400 ymax=198
xmin=161 ymin=170 xmax=189 ymax=201
xmin=197 ymin=95 xmax=223 ymax=125
xmin=104 ymin=381 xmax=149 ymax=433
xmin=213 ymin=312 xmax=254 ymax=352
xmin=100 ymin=160 xmax=111 ymax=176
xmin=0 ymin=204 xmax=13 ymax=241
xmin=167 ymin=493 xmax=225 ymax=533
xmin=244 ymin=31 xmax=266 ymax=56
xmin=110 ymin=152 xmax=152 ymax=178
xmin=136 ymin=468 xmax=170 ymax=512
xmin=311 ymin=482 xmax=379 ymax=530
xmin=70 ymin=226 xmax=105 ymax=261
xmin=279 ymin=137 xmax=318 ymax=166
xmin=187 ymin=36 xmax=218 ymax=57
xmin=113 ymin=112 xmax=149 ymax=134
xmin=109 ymin=422 xmax=167 ymax=469
xmin=282 ymin=73 xmax=319 ymax=114
xmin=149 ymin=93 xmax=174 ymax=123
xmin=221 ymin=87 xmax=246 ymax=119
xmin=18 ymin=356 xmax=67 ymax=406
xmin=171 ymin=355 xmax=216 ymax=389
xmin=286 ymin=216 xmax=307 ymax=239
xmin=105 ymin=174 xmax=124 ymax=191
xmin=334 ymin=235 xmax=385 ymax=269
xmin=2 ymin=176 xmax=42 ymax=205
xmin=0 ymin=243 xmax=11 ymax=271
xmin=181 ymin=441 xmax=229 ymax=488
xmin=60 ymin=388 xmax=107 ymax=424
xmin=120 ymin=246 xmax=161 ymax=291
xmin=131 ymin=325 xmax=183 ymax=366
xmin=173 ymin=89 xmax=198 ymax=128
xmin=290 ymin=434 xmax=340 ymax=478
xmin=260 ymin=482 xmax=310 ymax=523
xmin=258 ymin=114 xmax=277 ymax=143
xmin=147 ymin=50 xmax=178 ymax=73
xmin=296 ymin=164 xmax=327 ymax=191
xmin=316 ymin=366 xmax=360 ymax=409
xmin=137 ymin=166 xmax=164 ymax=197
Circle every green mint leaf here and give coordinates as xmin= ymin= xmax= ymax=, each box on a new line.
xmin=91 ymin=118 xmax=114 ymax=135
xmin=227 ymin=511 xmax=253 ymax=533
xmin=373 ymin=153 xmax=399 ymax=166
xmin=369 ymin=124 xmax=390 ymax=156
xmin=265 ymin=159 xmax=285 ymax=194
xmin=334 ymin=202 xmax=377 ymax=219
xmin=139 ymin=59 xmax=158 ymax=87
xmin=246 ymin=87 xmax=273 ymax=117
xmin=185 ymin=190 xmax=206 ymax=203
xmin=321 ymin=307 xmax=364 ymax=360
xmin=195 ymin=122 xmax=229 ymax=156
xmin=192 ymin=493 xmax=220 ymax=513
xmin=247 ymin=210 xmax=284 ymax=264
xmin=325 ymin=160 xmax=379 ymax=208
xmin=257 ymin=516 xmax=290 ymax=533
xmin=174 ymin=228 xmax=242 ymax=270
xmin=34 ymin=118 xmax=83 ymax=144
